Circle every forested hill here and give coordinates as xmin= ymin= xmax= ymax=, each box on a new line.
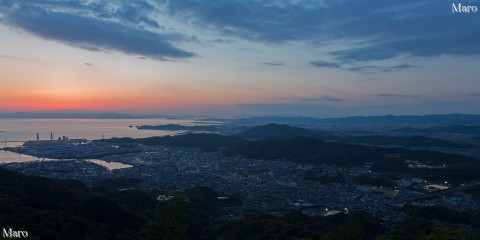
xmin=0 ymin=167 xmax=158 ymax=239
xmin=350 ymin=135 xmax=474 ymax=148
xmin=101 ymin=133 xmax=247 ymax=150
xmin=236 ymin=123 xmax=475 ymax=148
xmin=236 ymin=123 xmax=337 ymax=140
xmin=100 ymin=131 xmax=480 ymax=184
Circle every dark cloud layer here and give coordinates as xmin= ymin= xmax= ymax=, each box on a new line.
xmin=0 ymin=0 xmax=194 ymax=60
xmin=2 ymin=0 xmax=479 ymax=64
xmin=161 ymin=0 xmax=480 ymax=62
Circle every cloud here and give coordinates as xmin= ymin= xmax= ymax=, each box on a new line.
xmin=161 ymin=0 xmax=325 ymax=43
xmin=0 ymin=54 xmax=38 ymax=62
xmin=468 ymin=93 xmax=480 ymax=97
xmin=346 ymin=64 xmax=415 ymax=74
xmin=160 ymin=0 xmax=480 ymax=62
xmin=391 ymin=64 xmax=415 ymax=70
xmin=310 ymin=59 xmax=414 ymax=73
xmin=377 ymin=94 xmax=421 ymax=98
xmin=263 ymin=61 xmax=285 ymax=66
xmin=107 ymin=1 xmax=161 ymax=28
xmin=209 ymin=38 xmax=235 ymax=44
xmin=0 ymin=1 xmax=194 ymax=60
xmin=302 ymin=96 xmax=346 ymax=102
xmin=309 ymin=60 xmax=340 ymax=69
xmin=5 ymin=0 xmax=162 ymax=28
xmin=0 ymin=53 xmax=65 ymax=66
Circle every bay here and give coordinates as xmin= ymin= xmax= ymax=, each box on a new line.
xmin=0 ymin=118 xmax=214 ymax=164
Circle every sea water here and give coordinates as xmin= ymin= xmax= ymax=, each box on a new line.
xmin=0 ymin=118 xmax=200 ymax=164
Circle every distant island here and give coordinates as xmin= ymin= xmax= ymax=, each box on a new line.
xmin=136 ymin=124 xmax=218 ymax=131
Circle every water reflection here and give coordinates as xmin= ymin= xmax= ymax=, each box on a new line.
xmin=0 ymin=150 xmax=133 ymax=172
xmin=0 ymin=151 xmax=55 ymax=163
xmin=86 ymin=159 xmax=133 ymax=171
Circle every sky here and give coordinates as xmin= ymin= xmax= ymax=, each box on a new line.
xmin=0 ymin=0 xmax=479 ymax=117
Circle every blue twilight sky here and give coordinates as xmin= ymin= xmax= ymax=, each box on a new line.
xmin=0 ymin=0 xmax=479 ymax=117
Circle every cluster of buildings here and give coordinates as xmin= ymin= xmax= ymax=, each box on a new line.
xmin=3 ymin=140 xmax=479 ymax=221
xmin=34 ymin=132 xmax=73 ymax=142
xmin=406 ymin=159 xmax=447 ymax=169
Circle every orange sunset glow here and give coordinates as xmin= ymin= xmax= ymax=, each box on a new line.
xmin=0 ymin=1 xmax=479 ymax=117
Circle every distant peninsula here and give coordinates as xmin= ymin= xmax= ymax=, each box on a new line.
xmin=220 ymin=114 xmax=480 ymax=125
xmin=136 ymin=124 xmax=218 ymax=131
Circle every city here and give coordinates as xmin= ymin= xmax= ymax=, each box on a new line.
xmin=1 ymin=0 xmax=480 ymax=239
xmin=2 ymin=120 xmax=480 ymax=237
